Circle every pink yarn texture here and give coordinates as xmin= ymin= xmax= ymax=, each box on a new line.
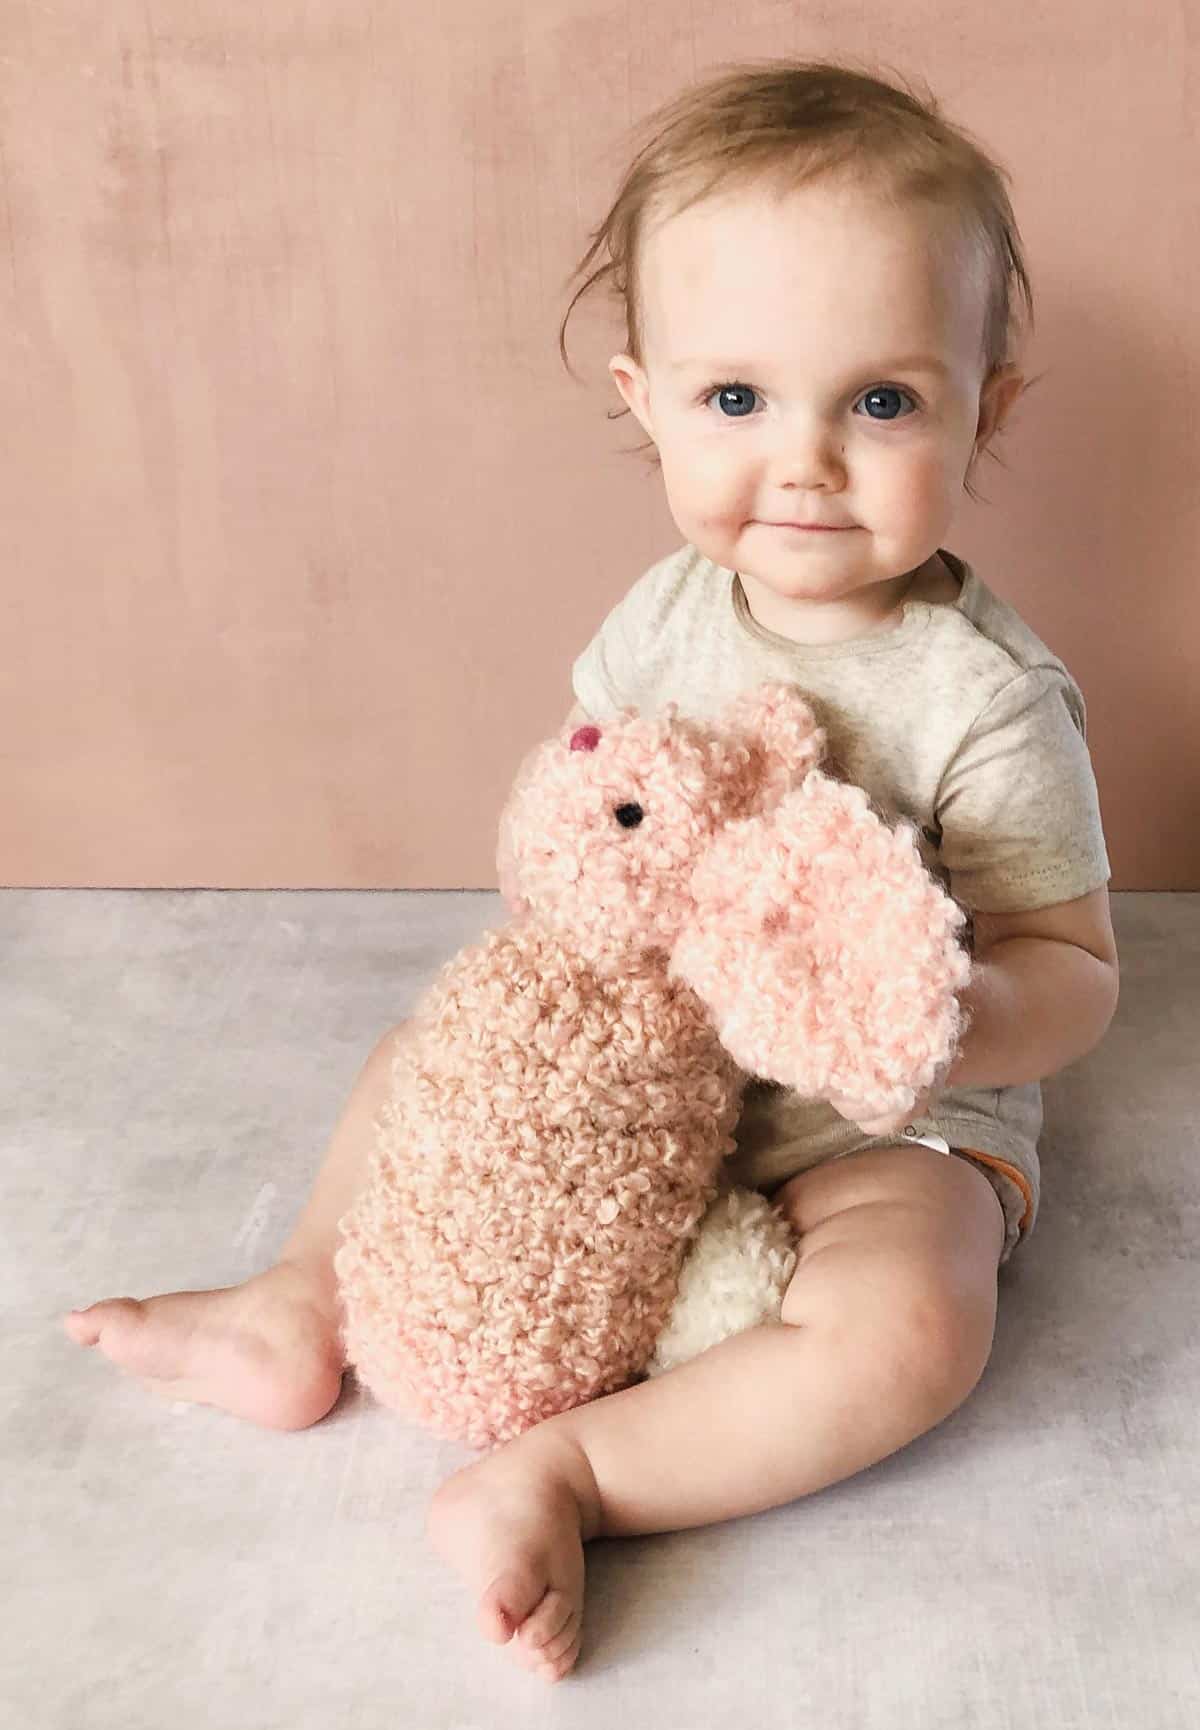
xmin=332 ymin=682 xmax=973 ymax=1449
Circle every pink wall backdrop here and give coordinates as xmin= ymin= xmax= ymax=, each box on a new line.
xmin=1 ymin=4 xmax=1196 ymax=888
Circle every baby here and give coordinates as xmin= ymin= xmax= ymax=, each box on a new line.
xmin=64 ymin=60 xmax=1119 ymax=1684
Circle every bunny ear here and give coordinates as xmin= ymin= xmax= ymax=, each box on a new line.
xmin=711 ymin=681 xmax=829 ymax=820
xmin=670 ymin=771 xmax=973 ymax=1116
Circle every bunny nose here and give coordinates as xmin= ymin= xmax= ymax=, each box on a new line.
xmin=570 ymin=725 xmax=601 ymax=752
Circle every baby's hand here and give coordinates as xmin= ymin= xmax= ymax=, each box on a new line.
xmin=826 ymin=1082 xmax=939 ymax=1138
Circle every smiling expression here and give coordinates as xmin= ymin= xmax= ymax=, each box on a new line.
xmin=609 ymin=174 xmax=1022 ymax=643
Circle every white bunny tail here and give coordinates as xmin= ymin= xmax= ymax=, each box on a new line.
xmin=646 ymin=1188 xmax=797 ymax=1377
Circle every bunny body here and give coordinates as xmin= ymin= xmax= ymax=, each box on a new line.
xmin=333 ymin=920 xmax=745 ymax=1447
xmin=333 ymin=684 xmax=973 ymax=1448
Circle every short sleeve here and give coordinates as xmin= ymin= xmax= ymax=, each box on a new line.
xmin=935 ymin=667 xmax=1112 ymax=912
xmin=571 ymin=578 xmax=650 ymax=721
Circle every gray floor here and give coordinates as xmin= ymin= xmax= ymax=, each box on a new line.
xmin=7 ymin=889 xmax=1198 ymax=1728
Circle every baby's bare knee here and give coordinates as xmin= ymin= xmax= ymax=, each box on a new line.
xmin=776 ymin=1145 xmax=1001 ymax=1406
xmin=783 ymin=1238 xmax=996 ymax=1413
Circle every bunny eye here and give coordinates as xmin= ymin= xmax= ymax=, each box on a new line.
xmin=613 ymin=802 xmax=644 ymax=829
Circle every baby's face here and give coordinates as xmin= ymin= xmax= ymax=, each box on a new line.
xmin=609 ymin=175 xmax=1020 ymax=640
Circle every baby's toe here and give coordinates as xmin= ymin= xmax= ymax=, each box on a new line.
xmin=539 ymin=1614 xmax=581 ymax=1664
xmin=64 ymin=1297 xmax=140 ymax=1352
xmin=517 ymin=1587 xmax=573 ymax=1656
xmin=537 ymin=1624 xmax=582 ymax=1682
xmin=477 ymin=1562 xmax=549 ymax=1646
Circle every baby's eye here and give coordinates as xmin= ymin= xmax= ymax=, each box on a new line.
xmin=703 ymin=382 xmax=760 ymax=418
xmin=700 ymin=381 xmax=919 ymax=422
xmin=855 ymin=384 xmax=918 ymax=422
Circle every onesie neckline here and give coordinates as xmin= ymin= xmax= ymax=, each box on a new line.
xmin=726 ymin=547 xmax=972 ymax=658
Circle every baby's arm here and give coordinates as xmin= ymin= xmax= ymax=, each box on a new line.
xmin=943 ymin=886 xmax=1119 ymax=1090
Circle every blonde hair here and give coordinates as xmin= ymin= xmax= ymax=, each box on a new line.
xmin=557 ymin=57 xmax=1042 ymax=502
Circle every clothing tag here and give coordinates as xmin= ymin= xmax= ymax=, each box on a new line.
xmin=902 ymin=1126 xmax=951 ymax=1155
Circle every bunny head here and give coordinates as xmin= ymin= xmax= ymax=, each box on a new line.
xmin=495 ymin=683 xmax=829 ymax=975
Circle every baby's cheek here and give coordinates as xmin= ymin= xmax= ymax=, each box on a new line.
xmin=688 ymin=499 xmax=760 ymax=570
xmin=660 ymin=447 xmax=741 ymax=522
xmin=872 ymin=453 xmax=930 ymax=522
xmin=906 ymin=450 xmax=963 ymax=521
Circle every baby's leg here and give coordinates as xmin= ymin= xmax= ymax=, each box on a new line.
xmin=62 ymin=1021 xmax=409 ymax=1430
xmin=427 ymin=1141 xmax=1004 ymax=1683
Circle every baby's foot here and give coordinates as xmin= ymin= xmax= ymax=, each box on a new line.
xmin=62 ymin=1261 xmax=346 ymax=1430
xmin=426 ymin=1431 xmax=603 ymax=1684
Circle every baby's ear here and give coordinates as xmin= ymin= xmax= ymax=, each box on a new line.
xmin=711 ymin=681 xmax=829 ymax=820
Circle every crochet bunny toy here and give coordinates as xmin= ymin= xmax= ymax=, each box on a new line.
xmin=332 ymin=681 xmax=972 ymax=1449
